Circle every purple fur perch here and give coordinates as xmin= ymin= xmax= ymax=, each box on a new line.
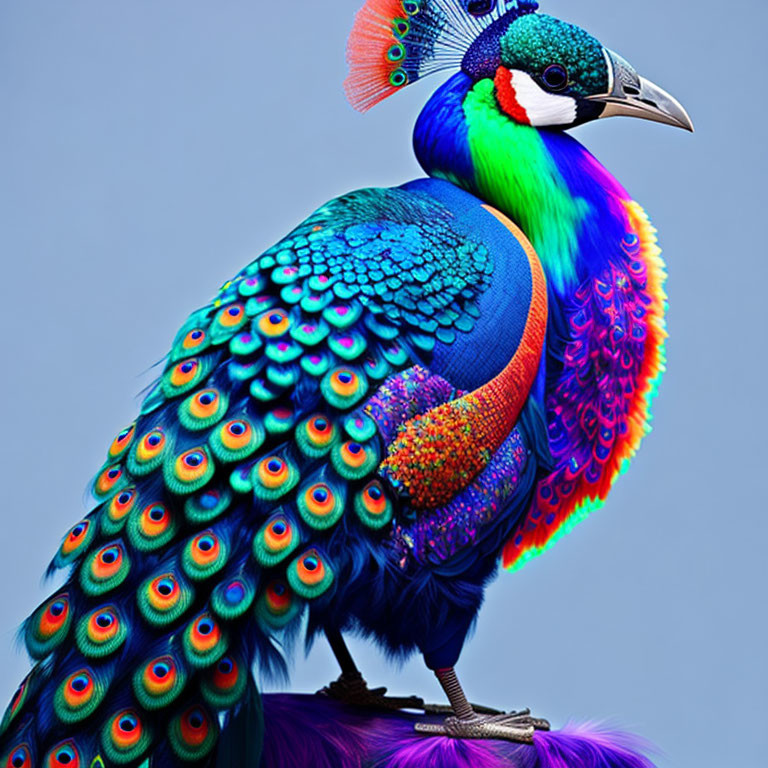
xmin=261 ymin=695 xmax=658 ymax=768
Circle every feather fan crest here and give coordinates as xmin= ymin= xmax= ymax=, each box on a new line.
xmin=346 ymin=0 xmax=539 ymax=111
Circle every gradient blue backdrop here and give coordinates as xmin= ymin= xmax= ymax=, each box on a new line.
xmin=1 ymin=2 xmax=765 ymax=766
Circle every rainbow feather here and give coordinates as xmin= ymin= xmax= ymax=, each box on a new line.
xmin=346 ymin=0 xmax=538 ymax=111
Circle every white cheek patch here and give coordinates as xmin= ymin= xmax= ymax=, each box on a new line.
xmin=509 ymin=70 xmax=578 ymax=128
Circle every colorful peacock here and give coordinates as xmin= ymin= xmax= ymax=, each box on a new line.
xmin=0 ymin=1 xmax=692 ymax=766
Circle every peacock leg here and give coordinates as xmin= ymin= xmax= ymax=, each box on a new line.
xmin=318 ymin=629 xmax=426 ymax=711
xmin=414 ymin=667 xmax=550 ymax=743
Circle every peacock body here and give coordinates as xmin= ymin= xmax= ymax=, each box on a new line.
xmin=0 ymin=1 xmax=691 ymax=766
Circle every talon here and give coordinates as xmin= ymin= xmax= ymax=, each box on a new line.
xmin=492 ymin=711 xmax=550 ymax=732
xmin=423 ymin=702 xmax=503 ymax=716
xmin=531 ymin=717 xmax=551 ymax=732
xmin=318 ymin=673 xmax=425 ymax=712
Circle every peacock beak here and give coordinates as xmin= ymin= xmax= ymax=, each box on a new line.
xmin=587 ymin=49 xmax=694 ymax=132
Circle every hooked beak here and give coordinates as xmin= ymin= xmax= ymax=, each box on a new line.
xmin=587 ymin=49 xmax=694 ymax=132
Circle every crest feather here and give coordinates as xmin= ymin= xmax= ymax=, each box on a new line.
xmin=345 ymin=0 xmax=539 ymax=112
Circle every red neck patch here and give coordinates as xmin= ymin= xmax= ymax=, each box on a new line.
xmin=494 ymin=67 xmax=531 ymax=125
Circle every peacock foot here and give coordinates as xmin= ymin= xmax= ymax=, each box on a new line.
xmin=422 ymin=702 xmax=503 ymax=716
xmin=414 ymin=710 xmax=551 ymax=744
xmin=318 ymin=671 xmax=426 ymax=712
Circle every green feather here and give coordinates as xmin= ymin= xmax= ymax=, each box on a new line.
xmin=185 ymin=487 xmax=232 ymax=525
xmin=54 ymin=666 xmax=110 ymax=724
xmin=287 ymin=549 xmax=335 ymax=600
xmin=182 ymin=531 xmax=228 ymax=582
xmin=80 ymin=544 xmax=131 ymax=597
xmin=167 ymin=705 xmax=219 ymax=762
xmin=132 ymin=653 xmax=188 ymax=711
xmin=178 ymin=388 xmax=229 ymax=431
xmin=75 ymin=605 xmax=128 ymax=659
xmin=100 ymin=711 xmax=152 ymax=765
xmin=209 ymin=419 xmax=265 ymax=464
xmin=230 ymin=329 xmax=263 ymax=357
xmin=211 ymin=575 xmax=257 ymax=621
xmin=183 ymin=613 xmax=229 ymax=669
xmin=200 ymin=654 xmax=248 ymax=709
xmin=252 ymin=513 xmax=301 ymax=568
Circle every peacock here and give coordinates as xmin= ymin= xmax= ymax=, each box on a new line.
xmin=0 ymin=1 xmax=692 ymax=766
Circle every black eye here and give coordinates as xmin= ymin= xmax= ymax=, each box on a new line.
xmin=542 ymin=64 xmax=569 ymax=92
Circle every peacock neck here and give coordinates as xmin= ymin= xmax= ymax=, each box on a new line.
xmin=414 ymin=73 xmax=634 ymax=297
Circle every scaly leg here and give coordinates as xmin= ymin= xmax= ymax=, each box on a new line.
xmin=414 ymin=667 xmax=550 ymax=744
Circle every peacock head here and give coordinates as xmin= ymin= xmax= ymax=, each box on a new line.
xmin=346 ymin=0 xmax=693 ymax=132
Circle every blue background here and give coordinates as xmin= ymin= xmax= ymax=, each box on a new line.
xmin=0 ymin=1 xmax=765 ymax=766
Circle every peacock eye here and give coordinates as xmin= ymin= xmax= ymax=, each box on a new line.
xmin=542 ymin=64 xmax=569 ymax=92
xmin=467 ymin=0 xmax=496 ymax=16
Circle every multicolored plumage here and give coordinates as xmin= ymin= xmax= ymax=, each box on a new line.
xmin=0 ymin=1 xmax=691 ymax=765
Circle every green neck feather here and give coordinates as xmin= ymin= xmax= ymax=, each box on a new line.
xmin=414 ymin=76 xmax=591 ymax=294
xmin=462 ymin=80 xmax=588 ymax=292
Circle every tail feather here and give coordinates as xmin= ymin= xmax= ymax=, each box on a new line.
xmin=1 ymin=182 xmax=546 ymax=765
xmin=0 ymin=212 xmax=414 ymax=767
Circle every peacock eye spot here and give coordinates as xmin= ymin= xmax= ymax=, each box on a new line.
xmin=218 ymin=658 xmax=234 ymax=674
xmin=542 ymin=63 xmax=569 ymax=92
xmin=467 ymin=0 xmax=495 ymax=16
xmin=188 ymin=711 xmax=204 ymax=729
xmin=119 ymin=716 xmax=136 ymax=732
xmin=198 ymin=619 xmax=214 ymax=635
xmin=185 ymin=452 xmax=204 ymax=468
xmin=200 ymin=491 xmax=218 ymax=509
xmin=153 ymin=663 xmax=169 ymax=678
xmin=225 ymin=582 xmax=245 ymax=603
xmin=101 ymin=548 xmax=118 ymax=565
xmin=96 ymin=613 xmax=113 ymax=628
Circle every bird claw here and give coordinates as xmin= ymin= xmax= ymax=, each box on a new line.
xmin=414 ymin=711 xmax=550 ymax=744
xmin=423 ymin=702 xmax=503 ymax=716
xmin=318 ymin=672 xmax=426 ymax=712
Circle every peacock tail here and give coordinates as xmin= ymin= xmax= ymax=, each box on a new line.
xmin=0 ymin=180 xmax=549 ymax=767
